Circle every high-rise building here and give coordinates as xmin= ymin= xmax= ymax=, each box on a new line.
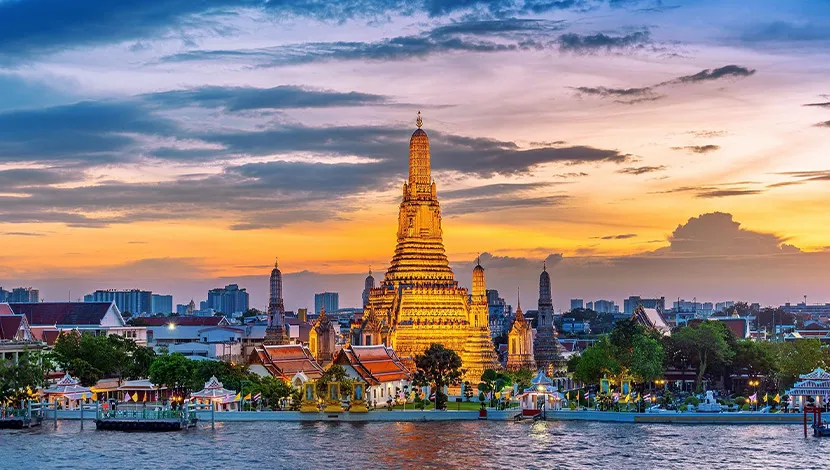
xmin=9 ymin=287 xmax=39 ymax=303
xmin=151 ymin=294 xmax=173 ymax=314
xmin=592 ymin=299 xmax=617 ymax=314
xmin=352 ymin=113 xmax=498 ymax=380
xmin=624 ymin=296 xmax=666 ymax=315
xmin=0 ymin=287 xmax=9 ymax=302
xmin=207 ymin=284 xmax=249 ymax=315
xmin=84 ymin=289 xmax=151 ymax=315
xmin=570 ymin=299 xmax=584 ymax=310
xmin=264 ymin=258 xmax=288 ymax=345
xmin=314 ymin=292 xmax=339 ymax=315
xmin=716 ymin=301 xmax=735 ymax=313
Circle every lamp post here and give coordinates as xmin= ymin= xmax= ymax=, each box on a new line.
xmin=749 ymin=379 xmax=760 ymax=411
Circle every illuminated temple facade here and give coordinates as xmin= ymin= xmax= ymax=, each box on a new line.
xmin=353 ymin=113 xmax=498 ymax=381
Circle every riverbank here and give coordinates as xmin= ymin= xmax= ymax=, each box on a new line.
xmin=44 ymin=409 xmax=809 ymax=425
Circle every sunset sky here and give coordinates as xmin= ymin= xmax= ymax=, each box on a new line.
xmin=1 ymin=0 xmax=829 ymax=311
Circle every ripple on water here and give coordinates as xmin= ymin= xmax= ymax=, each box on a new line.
xmin=0 ymin=421 xmax=826 ymax=469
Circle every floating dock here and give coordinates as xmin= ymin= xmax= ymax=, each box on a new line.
xmin=94 ymin=409 xmax=197 ymax=432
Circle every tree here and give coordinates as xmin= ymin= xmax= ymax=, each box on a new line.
xmin=773 ymin=339 xmax=826 ymax=388
xmin=573 ymin=336 xmax=619 ymax=384
xmin=0 ymin=351 xmax=49 ymax=404
xmin=149 ymin=353 xmax=194 ymax=392
xmin=478 ymin=369 xmax=512 ymax=407
xmin=52 ymin=330 xmax=156 ymax=386
xmin=462 ymin=381 xmax=474 ymax=402
xmin=732 ymin=340 xmax=776 ymax=378
xmin=630 ymin=334 xmax=665 ymax=383
xmin=254 ymin=376 xmax=294 ymax=410
xmin=316 ymin=364 xmax=355 ymax=399
xmin=506 ymin=368 xmax=532 ymax=392
xmin=413 ymin=343 xmax=463 ymax=410
xmin=242 ymin=308 xmax=263 ymax=318
xmin=670 ymin=321 xmax=735 ymax=392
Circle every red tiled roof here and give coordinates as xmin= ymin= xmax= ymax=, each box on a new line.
xmin=250 ymin=344 xmax=324 ymax=380
xmin=0 ymin=303 xmax=14 ymax=315
xmin=0 ymin=315 xmax=24 ymax=340
xmin=10 ymin=302 xmax=115 ymax=326
xmin=333 ymin=345 xmax=411 ymax=386
xmin=139 ymin=316 xmax=227 ymax=327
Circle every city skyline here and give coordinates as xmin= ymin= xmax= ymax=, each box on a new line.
xmin=1 ymin=1 xmax=829 ymax=310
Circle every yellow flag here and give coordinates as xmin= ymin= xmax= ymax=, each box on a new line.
xmin=91 ymin=392 xmax=98 ymax=402
xmin=763 ymin=393 xmax=768 ymax=403
xmin=244 ymin=393 xmax=252 ymax=400
xmin=82 ymin=392 xmax=87 ymax=400
xmin=773 ymin=394 xmax=781 ymax=403
xmin=132 ymin=392 xmax=139 ymax=402
xmin=235 ymin=393 xmax=241 ymax=401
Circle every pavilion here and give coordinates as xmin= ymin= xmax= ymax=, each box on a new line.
xmin=119 ymin=379 xmax=166 ymax=403
xmin=190 ymin=376 xmax=238 ymax=411
xmin=42 ymin=373 xmax=91 ymax=409
xmin=516 ymin=371 xmax=563 ymax=414
xmin=785 ymin=367 xmax=830 ymax=410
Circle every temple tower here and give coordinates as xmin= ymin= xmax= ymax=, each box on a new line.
xmin=463 ymin=259 xmax=500 ymax=381
xmin=362 ymin=268 xmax=375 ymax=308
xmin=264 ymin=258 xmax=289 ymax=345
xmin=506 ymin=291 xmax=537 ymax=371
xmin=358 ymin=113 xmax=497 ymax=381
xmin=534 ymin=261 xmax=561 ymax=374
xmin=309 ymin=305 xmax=336 ymax=365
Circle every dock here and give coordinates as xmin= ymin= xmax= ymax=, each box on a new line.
xmin=95 ymin=409 xmax=197 ymax=432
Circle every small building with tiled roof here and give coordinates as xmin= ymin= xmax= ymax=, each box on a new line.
xmin=333 ymin=344 xmax=412 ymax=406
xmin=0 ymin=312 xmax=45 ymax=364
xmin=248 ymin=344 xmax=324 ymax=383
xmin=8 ymin=301 xmax=147 ymax=345
xmin=138 ymin=316 xmax=229 ymax=327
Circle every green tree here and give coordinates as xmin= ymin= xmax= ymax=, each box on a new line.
xmin=630 ymin=334 xmax=665 ymax=383
xmin=732 ymin=340 xmax=776 ymax=378
xmin=573 ymin=336 xmax=620 ymax=384
xmin=773 ymin=339 xmax=826 ymax=388
xmin=0 ymin=351 xmax=49 ymax=404
xmin=52 ymin=330 xmax=155 ymax=386
xmin=507 ymin=368 xmax=532 ymax=391
xmin=671 ymin=321 xmax=735 ymax=392
xmin=253 ymin=376 xmax=294 ymax=410
xmin=413 ymin=343 xmax=463 ymax=410
xmin=316 ymin=364 xmax=355 ymax=399
xmin=149 ymin=353 xmax=194 ymax=392
xmin=478 ymin=369 xmax=513 ymax=407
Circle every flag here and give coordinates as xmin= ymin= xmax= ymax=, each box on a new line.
xmin=252 ymin=392 xmax=262 ymax=402
xmin=773 ymin=393 xmax=781 ymax=403
xmin=748 ymin=393 xmax=757 ymax=402
xmin=81 ymin=392 xmax=87 ymax=400
xmin=132 ymin=392 xmax=139 ymax=402
xmin=583 ymin=392 xmax=589 ymax=399
xmin=124 ymin=392 xmax=132 ymax=402
xmin=642 ymin=393 xmax=651 ymax=401
xmin=763 ymin=393 xmax=768 ymax=403
xmin=234 ymin=393 xmax=241 ymax=401
xmin=91 ymin=393 xmax=98 ymax=402
xmin=624 ymin=394 xmax=631 ymax=403
xmin=244 ymin=393 xmax=252 ymax=400
xmin=613 ymin=393 xmax=620 ymax=403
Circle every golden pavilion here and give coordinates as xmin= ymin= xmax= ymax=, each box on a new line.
xmin=352 ymin=113 xmax=498 ymax=382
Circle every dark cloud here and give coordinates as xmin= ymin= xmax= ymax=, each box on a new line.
xmin=694 ymin=189 xmax=763 ymax=198
xmin=660 ymin=212 xmax=798 ymax=256
xmin=775 ymin=170 xmax=830 ymax=184
xmin=143 ymin=85 xmax=388 ymax=111
xmin=804 ymin=102 xmax=830 ymax=108
xmin=600 ymin=233 xmax=637 ymax=240
xmin=1 ymin=232 xmax=46 ymax=237
xmin=815 ymin=121 xmax=830 ymax=128
xmin=572 ymin=85 xmax=662 ymax=104
xmin=617 ymin=165 xmax=666 ymax=175
xmin=670 ymin=65 xmax=756 ymax=84
xmin=556 ymin=31 xmax=651 ymax=53
xmin=671 ymin=145 xmax=720 ymax=154
xmin=474 ymin=252 xmax=563 ymax=270
xmin=0 ymin=168 xmax=79 ymax=188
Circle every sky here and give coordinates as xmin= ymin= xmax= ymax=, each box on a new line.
xmin=1 ymin=0 xmax=829 ymax=312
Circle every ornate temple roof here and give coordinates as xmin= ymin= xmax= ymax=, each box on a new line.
xmin=333 ymin=344 xmax=412 ymax=386
xmin=251 ymin=344 xmax=324 ymax=380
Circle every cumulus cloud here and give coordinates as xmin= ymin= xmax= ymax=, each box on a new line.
xmin=815 ymin=121 xmax=830 ymax=128
xmin=660 ymin=212 xmax=797 ymax=256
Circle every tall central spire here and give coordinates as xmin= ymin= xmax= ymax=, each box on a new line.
xmin=408 ymin=111 xmax=432 ymax=194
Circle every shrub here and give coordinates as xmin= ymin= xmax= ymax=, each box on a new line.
xmin=741 ymin=403 xmax=751 ymax=411
xmin=684 ymin=396 xmax=700 ymax=406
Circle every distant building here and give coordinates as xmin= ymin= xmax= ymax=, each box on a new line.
xmin=570 ymin=299 xmax=584 ymax=310
xmin=314 ymin=292 xmax=339 ymax=315
xmin=151 ymin=294 xmax=173 ymax=314
xmin=8 ymin=301 xmax=146 ymax=345
xmin=84 ymin=289 xmax=152 ymax=315
xmin=8 ymin=287 xmax=39 ymax=303
xmin=362 ymin=269 xmax=375 ymax=307
xmin=592 ymin=300 xmax=618 ymax=314
xmin=715 ymin=301 xmax=735 ymax=313
xmin=0 ymin=288 xmax=8 ymax=302
xmin=207 ymin=284 xmax=249 ymax=315
xmin=624 ymin=296 xmax=665 ymax=315
xmin=486 ymin=289 xmax=509 ymax=337
xmin=781 ymin=302 xmax=830 ymax=319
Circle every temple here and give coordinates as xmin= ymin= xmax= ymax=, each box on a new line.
xmin=506 ymin=291 xmax=536 ymax=371
xmin=309 ymin=305 xmax=336 ymax=366
xmin=353 ymin=113 xmax=498 ymax=381
xmin=533 ymin=262 xmax=564 ymax=374
xmin=264 ymin=258 xmax=289 ymax=345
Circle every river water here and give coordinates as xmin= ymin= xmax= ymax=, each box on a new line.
xmin=2 ymin=420 xmax=827 ymax=469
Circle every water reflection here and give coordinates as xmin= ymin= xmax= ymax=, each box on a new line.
xmin=1 ymin=420 xmax=827 ymax=470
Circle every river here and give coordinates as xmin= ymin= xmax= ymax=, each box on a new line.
xmin=2 ymin=420 xmax=827 ymax=469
